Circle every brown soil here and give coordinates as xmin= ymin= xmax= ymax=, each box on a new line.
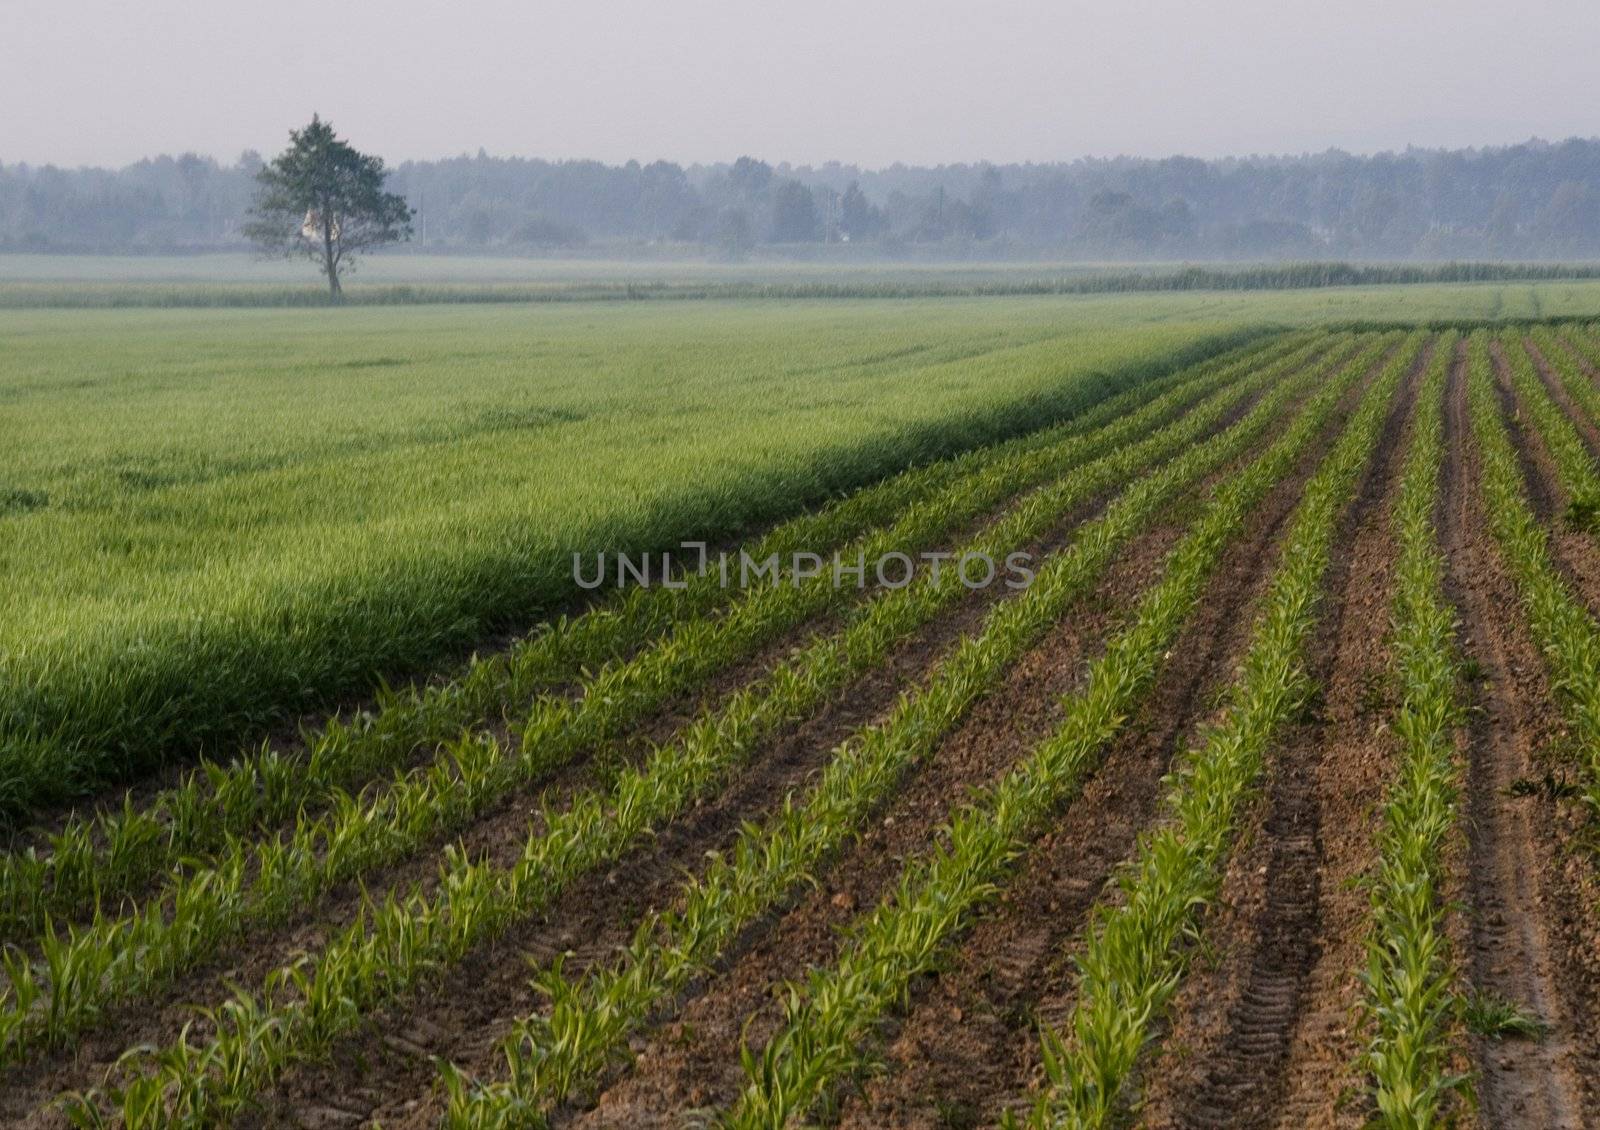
xmin=1488 ymin=339 xmax=1562 ymax=527
xmin=833 ymin=421 xmax=1313 ymax=1130
xmin=559 ymin=519 xmax=1181 ymax=1130
xmin=247 ymin=595 xmax=998 ymax=1130
xmin=384 ymin=366 xmax=1288 ymax=1129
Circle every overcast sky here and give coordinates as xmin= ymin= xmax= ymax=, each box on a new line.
xmin=3 ymin=0 xmax=1596 ymax=169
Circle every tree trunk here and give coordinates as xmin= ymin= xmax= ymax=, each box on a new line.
xmin=323 ymin=215 xmax=342 ymax=302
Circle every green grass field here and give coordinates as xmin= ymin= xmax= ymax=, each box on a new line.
xmin=3 ymin=277 xmax=1599 ymax=815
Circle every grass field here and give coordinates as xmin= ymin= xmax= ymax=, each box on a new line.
xmin=5 ymin=275 xmax=1600 ymax=1126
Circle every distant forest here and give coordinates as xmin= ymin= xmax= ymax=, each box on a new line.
xmin=7 ymin=138 xmax=1600 ymax=260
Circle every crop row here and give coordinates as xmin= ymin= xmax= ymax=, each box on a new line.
xmin=430 ymin=335 xmax=1388 ymax=1128
xmin=1012 ymin=333 xmax=1421 ymax=1128
xmin=52 ymin=337 xmax=1351 ymax=1126
xmin=1529 ymin=326 xmax=1600 ymax=457
xmin=1465 ymin=332 xmax=1600 ymax=818
xmin=1494 ymin=332 xmax=1600 ymax=529
xmin=710 ymin=333 xmax=1408 ymax=1129
xmin=1554 ymin=324 xmax=1600 ymax=391
xmin=1358 ymin=333 xmax=1470 ymax=1127
xmin=0 ymin=334 xmax=1311 ymax=940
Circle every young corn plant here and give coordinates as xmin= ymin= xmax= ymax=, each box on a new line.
xmin=717 ymin=332 xmax=1416 ymax=1130
xmin=1465 ymin=331 xmax=1600 ymax=819
xmin=1527 ymin=327 xmax=1600 ymax=529
xmin=1555 ymin=321 xmax=1600 ymax=382
xmin=1010 ymin=333 xmax=1424 ymax=1130
xmin=1555 ymin=318 xmax=1600 ymax=385
xmin=1570 ymin=322 xmax=1600 ymax=362
xmin=1531 ymin=327 xmax=1600 ymax=433
xmin=1494 ymin=332 xmax=1600 ymax=530
xmin=60 ymin=337 xmax=1358 ymax=1128
xmin=0 ymin=337 xmax=1313 ymax=943
xmin=434 ymin=333 xmax=1384 ymax=1127
xmin=1358 ymin=333 xmax=1472 ymax=1128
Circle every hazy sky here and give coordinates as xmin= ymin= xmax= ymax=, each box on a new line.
xmin=3 ymin=0 xmax=1596 ymax=169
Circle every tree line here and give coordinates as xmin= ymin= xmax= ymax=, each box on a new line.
xmin=6 ymin=137 xmax=1600 ymax=259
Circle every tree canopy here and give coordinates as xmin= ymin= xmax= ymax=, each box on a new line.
xmin=242 ymin=116 xmax=412 ymax=297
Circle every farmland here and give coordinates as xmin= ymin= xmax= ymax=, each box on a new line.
xmin=5 ymin=282 xmax=1600 ymax=1128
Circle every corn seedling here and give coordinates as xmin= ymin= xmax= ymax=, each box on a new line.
xmin=1358 ymin=332 xmax=1472 ymax=1129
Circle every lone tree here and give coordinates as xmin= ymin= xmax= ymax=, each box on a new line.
xmin=244 ymin=115 xmax=413 ymax=299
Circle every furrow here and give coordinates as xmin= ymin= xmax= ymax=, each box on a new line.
xmin=416 ymin=338 xmax=1365 ymax=1130
xmin=830 ymin=362 xmax=1331 ymax=1130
